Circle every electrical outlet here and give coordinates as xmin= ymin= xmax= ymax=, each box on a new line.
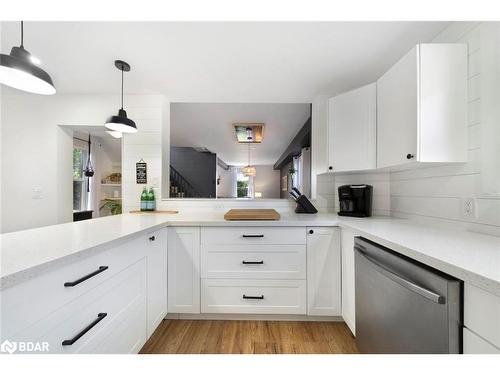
xmin=462 ymin=198 xmax=476 ymax=218
xmin=32 ymin=187 xmax=43 ymax=199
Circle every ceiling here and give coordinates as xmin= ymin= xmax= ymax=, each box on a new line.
xmin=71 ymin=126 xmax=121 ymax=162
xmin=170 ymin=103 xmax=310 ymax=166
xmin=0 ymin=22 xmax=449 ymax=102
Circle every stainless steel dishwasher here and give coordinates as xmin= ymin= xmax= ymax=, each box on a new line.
xmin=354 ymin=237 xmax=462 ymax=354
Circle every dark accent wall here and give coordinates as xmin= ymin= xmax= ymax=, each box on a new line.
xmin=273 ymin=115 xmax=311 ymax=170
xmin=170 ymin=147 xmax=217 ymax=198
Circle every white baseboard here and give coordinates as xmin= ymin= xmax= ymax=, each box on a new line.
xmin=165 ymin=313 xmax=344 ymax=322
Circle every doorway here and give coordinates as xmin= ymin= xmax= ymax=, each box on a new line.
xmin=70 ymin=126 xmax=122 ymax=221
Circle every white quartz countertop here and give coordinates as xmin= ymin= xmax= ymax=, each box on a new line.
xmin=1 ymin=211 xmax=499 ymax=297
xmin=337 ymin=216 xmax=500 ymax=297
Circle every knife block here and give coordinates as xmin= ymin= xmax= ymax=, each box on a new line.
xmin=294 ymin=195 xmax=318 ymax=214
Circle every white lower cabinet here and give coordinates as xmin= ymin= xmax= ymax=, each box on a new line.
xmin=145 ymin=228 xmax=168 ymax=336
xmin=167 ymin=226 xmax=201 ymax=314
xmin=340 ymin=227 xmax=356 ymax=335
xmin=464 ymin=283 xmax=500 ymax=353
xmin=200 ymin=226 xmax=307 ymax=316
xmin=464 ymin=328 xmax=500 ymax=354
xmin=201 ymin=279 xmax=306 ymax=314
xmin=0 ymin=229 xmax=169 ymax=354
xmin=306 ymin=227 xmax=341 ymax=316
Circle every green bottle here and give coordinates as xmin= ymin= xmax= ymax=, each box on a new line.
xmin=147 ymin=188 xmax=156 ymax=211
xmin=140 ymin=187 xmax=148 ymax=211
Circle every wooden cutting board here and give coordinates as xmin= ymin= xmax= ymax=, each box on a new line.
xmin=130 ymin=210 xmax=179 ymax=214
xmin=224 ymin=209 xmax=280 ymax=221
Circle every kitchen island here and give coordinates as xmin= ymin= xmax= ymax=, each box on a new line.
xmin=1 ymin=211 xmax=499 ymax=354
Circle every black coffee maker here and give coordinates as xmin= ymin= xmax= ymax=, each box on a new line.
xmin=337 ymin=184 xmax=373 ymax=217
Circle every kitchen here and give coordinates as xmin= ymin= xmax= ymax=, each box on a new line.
xmin=0 ymin=5 xmax=499 ymax=373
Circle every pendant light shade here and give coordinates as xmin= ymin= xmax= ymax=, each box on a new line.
xmin=105 ymin=108 xmax=137 ymax=133
xmin=0 ymin=22 xmax=56 ymax=95
xmin=104 ymin=60 xmax=137 ymax=134
xmin=242 ymin=165 xmax=256 ymax=177
xmin=242 ymin=143 xmax=256 ymax=177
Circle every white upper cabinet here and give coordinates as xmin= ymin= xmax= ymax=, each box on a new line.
xmin=377 ymin=44 xmax=467 ymax=169
xmin=328 ymin=82 xmax=377 ymax=172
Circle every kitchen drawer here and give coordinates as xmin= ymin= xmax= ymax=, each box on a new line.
xmin=201 ymin=279 xmax=306 ymax=314
xmin=463 ymin=327 xmax=500 ymax=354
xmin=464 ymin=283 xmax=500 ymax=348
xmin=10 ymin=258 xmax=147 ymax=354
xmin=1 ymin=235 xmax=145 ymax=340
xmin=201 ymin=227 xmax=306 ymax=245
xmin=201 ymin=244 xmax=306 ymax=279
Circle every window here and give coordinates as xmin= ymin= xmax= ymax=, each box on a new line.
xmin=73 ymin=146 xmax=89 ymax=211
xmin=236 ymin=169 xmax=254 ymax=198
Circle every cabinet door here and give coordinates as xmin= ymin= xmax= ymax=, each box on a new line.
xmin=377 ymin=46 xmax=418 ymax=168
xmin=331 ymin=83 xmax=377 ymax=172
xmin=306 ymin=227 xmax=341 ymax=316
xmin=341 ymin=228 xmax=356 ymax=335
xmin=326 ymin=98 xmax=336 ymax=172
xmin=463 ymin=328 xmax=500 ymax=354
xmin=146 ymin=228 xmax=168 ymax=336
xmin=167 ymin=227 xmax=200 ymax=313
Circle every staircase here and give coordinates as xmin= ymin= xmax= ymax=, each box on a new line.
xmin=169 ymin=166 xmax=202 ymax=198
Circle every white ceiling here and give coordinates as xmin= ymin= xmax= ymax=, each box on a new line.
xmin=1 ymin=22 xmax=449 ymax=102
xmin=71 ymin=126 xmax=121 ymax=162
xmin=170 ymin=103 xmax=310 ymax=166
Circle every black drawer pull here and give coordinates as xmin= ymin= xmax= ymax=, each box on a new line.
xmin=149 ymin=235 xmax=156 ymax=241
xmin=242 ymin=260 xmax=264 ymax=265
xmin=61 ymin=313 xmax=107 ymax=346
xmin=243 ymin=294 xmax=264 ymax=300
xmin=64 ymin=266 xmax=109 ymax=287
xmin=242 ymin=234 xmax=264 ymax=238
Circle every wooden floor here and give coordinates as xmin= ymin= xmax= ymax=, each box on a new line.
xmin=140 ymin=319 xmax=359 ymax=354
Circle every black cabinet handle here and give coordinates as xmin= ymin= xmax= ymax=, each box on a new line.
xmin=328 ymin=166 xmax=333 ymax=170
xmin=149 ymin=235 xmax=155 ymax=241
xmin=242 ymin=260 xmax=264 ymax=265
xmin=64 ymin=266 xmax=108 ymax=287
xmin=406 ymin=153 xmax=415 ymax=160
xmin=61 ymin=313 xmax=107 ymax=346
xmin=242 ymin=234 xmax=264 ymax=238
xmin=242 ymin=294 xmax=264 ymax=300
xmin=309 ymin=229 xmax=314 ymax=234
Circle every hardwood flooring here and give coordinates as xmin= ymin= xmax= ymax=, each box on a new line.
xmin=139 ymin=319 xmax=359 ymax=354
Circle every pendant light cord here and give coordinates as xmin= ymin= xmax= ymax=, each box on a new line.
xmin=121 ymin=68 xmax=124 ymax=109
xmin=20 ymin=21 xmax=24 ymax=47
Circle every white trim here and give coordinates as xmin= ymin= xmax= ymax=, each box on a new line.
xmin=165 ymin=312 xmax=343 ymax=322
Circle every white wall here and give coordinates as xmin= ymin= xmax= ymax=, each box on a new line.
xmin=389 ymin=22 xmax=500 ymax=236
xmin=0 ymin=93 xmax=165 ymax=233
xmin=253 ymin=165 xmax=280 ymax=199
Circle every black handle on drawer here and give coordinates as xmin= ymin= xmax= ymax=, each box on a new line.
xmin=242 ymin=234 xmax=264 ymax=238
xmin=242 ymin=294 xmax=264 ymax=300
xmin=64 ymin=266 xmax=109 ymax=287
xmin=61 ymin=313 xmax=107 ymax=346
xmin=149 ymin=235 xmax=156 ymax=241
xmin=242 ymin=260 xmax=264 ymax=265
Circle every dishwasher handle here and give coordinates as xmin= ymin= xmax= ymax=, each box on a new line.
xmin=355 ymin=247 xmax=446 ymax=304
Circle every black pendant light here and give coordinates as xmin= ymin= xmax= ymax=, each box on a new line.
xmin=0 ymin=21 xmax=56 ymax=95
xmin=104 ymin=60 xmax=137 ymax=133
xmin=84 ymin=134 xmax=94 ymax=193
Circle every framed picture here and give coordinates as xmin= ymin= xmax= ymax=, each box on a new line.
xmin=281 ymin=175 xmax=288 ymax=191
